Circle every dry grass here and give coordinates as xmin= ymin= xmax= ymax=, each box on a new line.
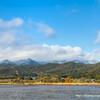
xmin=24 ymin=82 xmax=100 ymax=85
xmin=0 ymin=82 xmax=99 ymax=85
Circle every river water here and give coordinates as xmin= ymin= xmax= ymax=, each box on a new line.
xmin=0 ymin=85 xmax=100 ymax=100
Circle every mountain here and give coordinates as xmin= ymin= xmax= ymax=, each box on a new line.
xmin=0 ymin=59 xmax=39 ymax=65
xmin=39 ymin=60 xmax=66 ymax=64
xmin=39 ymin=60 xmax=98 ymax=64
xmin=0 ymin=59 xmax=98 ymax=66
xmin=71 ymin=60 xmax=98 ymax=64
xmin=0 ymin=62 xmax=99 ymax=79
xmin=14 ymin=58 xmax=39 ymax=65
xmin=0 ymin=60 xmax=15 ymax=64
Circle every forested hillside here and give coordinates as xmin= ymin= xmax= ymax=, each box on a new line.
xmin=0 ymin=62 xmax=100 ymax=79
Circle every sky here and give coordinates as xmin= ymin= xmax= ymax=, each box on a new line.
xmin=0 ymin=0 xmax=100 ymax=63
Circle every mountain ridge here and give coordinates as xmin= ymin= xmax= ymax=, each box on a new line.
xmin=0 ymin=58 xmax=39 ymax=66
xmin=0 ymin=61 xmax=99 ymax=79
xmin=0 ymin=58 xmax=99 ymax=65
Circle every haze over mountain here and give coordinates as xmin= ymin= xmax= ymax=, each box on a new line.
xmin=14 ymin=58 xmax=39 ymax=65
xmin=0 ymin=60 xmax=15 ymax=65
xmin=0 ymin=58 xmax=98 ymax=65
xmin=0 ymin=58 xmax=39 ymax=65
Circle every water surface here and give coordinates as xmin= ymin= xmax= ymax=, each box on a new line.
xmin=0 ymin=85 xmax=100 ymax=100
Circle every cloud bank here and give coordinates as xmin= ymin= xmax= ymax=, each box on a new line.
xmin=0 ymin=44 xmax=100 ymax=63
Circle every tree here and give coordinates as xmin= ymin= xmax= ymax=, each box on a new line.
xmin=50 ymin=77 xmax=57 ymax=83
xmin=13 ymin=77 xmax=22 ymax=83
xmin=89 ymin=73 xmax=96 ymax=79
xmin=65 ymin=77 xmax=72 ymax=83
xmin=43 ymin=77 xmax=50 ymax=83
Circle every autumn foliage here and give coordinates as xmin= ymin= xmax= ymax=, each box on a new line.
xmin=65 ymin=77 xmax=72 ymax=83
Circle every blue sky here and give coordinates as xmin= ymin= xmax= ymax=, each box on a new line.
xmin=0 ymin=0 xmax=100 ymax=62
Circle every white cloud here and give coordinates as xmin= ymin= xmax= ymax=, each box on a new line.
xmin=0 ymin=44 xmax=81 ymax=61
xmin=0 ymin=18 xmax=25 ymax=46
xmin=0 ymin=18 xmax=23 ymax=29
xmin=0 ymin=43 xmax=100 ymax=63
xmin=36 ymin=23 xmax=55 ymax=38
xmin=0 ymin=18 xmax=99 ymax=63
xmin=0 ymin=30 xmax=16 ymax=44
xmin=94 ymin=31 xmax=100 ymax=44
xmin=83 ymin=48 xmax=100 ymax=63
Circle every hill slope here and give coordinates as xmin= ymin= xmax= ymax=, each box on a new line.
xmin=0 ymin=62 xmax=99 ymax=79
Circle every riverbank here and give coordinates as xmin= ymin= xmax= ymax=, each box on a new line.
xmin=0 ymin=82 xmax=100 ymax=85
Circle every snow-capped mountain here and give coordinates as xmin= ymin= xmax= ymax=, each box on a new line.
xmin=14 ymin=58 xmax=39 ymax=65
xmin=0 ymin=60 xmax=15 ymax=64
xmin=0 ymin=59 xmax=98 ymax=65
xmin=0 ymin=59 xmax=39 ymax=65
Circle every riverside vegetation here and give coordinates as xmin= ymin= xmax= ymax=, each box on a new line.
xmin=0 ymin=62 xmax=100 ymax=84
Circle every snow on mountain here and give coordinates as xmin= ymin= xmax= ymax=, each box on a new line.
xmin=0 ymin=59 xmax=39 ymax=65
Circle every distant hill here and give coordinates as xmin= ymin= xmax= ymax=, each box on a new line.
xmin=39 ymin=60 xmax=98 ymax=64
xmin=0 ymin=62 xmax=99 ymax=79
xmin=14 ymin=58 xmax=39 ymax=65
xmin=0 ymin=58 xmax=98 ymax=66
xmin=0 ymin=58 xmax=39 ymax=66
xmin=0 ymin=60 xmax=15 ymax=65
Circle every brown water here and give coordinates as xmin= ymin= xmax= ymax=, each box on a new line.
xmin=0 ymin=85 xmax=100 ymax=100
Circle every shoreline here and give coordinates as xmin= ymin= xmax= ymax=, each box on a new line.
xmin=0 ymin=83 xmax=100 ymax=85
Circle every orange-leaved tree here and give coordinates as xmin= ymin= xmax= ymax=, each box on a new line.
xmin=65 ymin=77 xmax=72 ymax=83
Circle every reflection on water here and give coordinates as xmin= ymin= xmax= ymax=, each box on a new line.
xmin=0 ymin=85 xmax=100 ymax=100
